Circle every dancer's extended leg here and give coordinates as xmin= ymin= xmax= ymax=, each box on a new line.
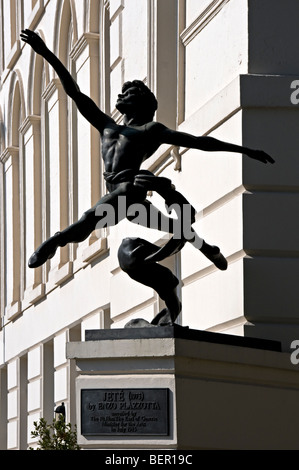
xmin=28 ymin=207 xmax=101 ymax=268
xmin=28 ymin=182 xmax=147 ymax=268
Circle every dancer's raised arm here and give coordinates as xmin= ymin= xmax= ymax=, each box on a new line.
xmin=20 ymin=29 xmax=114 ymax=133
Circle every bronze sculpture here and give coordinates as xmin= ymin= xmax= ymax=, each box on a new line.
xmin=20 ymin=29 xmax=275 ymax=326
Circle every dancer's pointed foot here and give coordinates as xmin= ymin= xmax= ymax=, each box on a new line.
xmin=28 ymin=232 xmax=61 ymax=268
xmin=206 ymin=250 xmax=228 ymax=270
xmin=202 ymin=244 xmax=228 ymax=271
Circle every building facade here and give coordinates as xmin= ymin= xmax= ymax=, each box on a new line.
xmin=0 ymin=0 xmax=298 ymax=449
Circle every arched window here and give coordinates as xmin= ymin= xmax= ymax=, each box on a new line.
xmin=2 ymin=78 xmax=23 ymax=319
xmin=0 ymin=3 xmax=4 ymax=76
xmin=66 ymin=19 xmax=78 ymax=263
xmin=0 ymin=106 xmax=5 ymax=318
xmin=17 ymin=44 xmax=46 ymax=304
xmin=0 ymin=106 xmax=5 ymax=154
xmin=39 ymin=0 xmax=79 ymax=283
xmin=3 ymin=0 xmax=21 ymax=69
xmin=40 ymin=60 xmax=50 ymax=283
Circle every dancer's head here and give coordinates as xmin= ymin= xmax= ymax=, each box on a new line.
xmin=116 ymin=80 xmax=158 ymax=123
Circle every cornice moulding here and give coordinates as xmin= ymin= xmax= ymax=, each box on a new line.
xmin=0 ymin=146 xmax=19 ymax=163
xmin=181 ymin=0 xmax=230 ymax=46
xmin=19 ymin=115 xmax=41 ymax=135
xmin=70 ymin=33 xmax=100 ymax=61
xmin=41 ymin=77 xmax=63 ymax=102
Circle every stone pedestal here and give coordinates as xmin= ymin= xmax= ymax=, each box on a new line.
xmin=66 ymin=326 xmax=299 ymax=450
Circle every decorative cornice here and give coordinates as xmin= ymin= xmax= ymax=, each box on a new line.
xmin=19 ymin=115 xmax=41 ymax=135
xmin=0 ymin=146 xmax=19 ymax=164
xmin=41 ymin=77 xmax=62 ymax=102
xmin=69 ymin=32 xmax=100 ymax=61
xmin=180 ymin=0 xmax=230 ymax=46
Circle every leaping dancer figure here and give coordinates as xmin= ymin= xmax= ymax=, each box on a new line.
xmin=20 ymin=29 xmax=274 ymax=324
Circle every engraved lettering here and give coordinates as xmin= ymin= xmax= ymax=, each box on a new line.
xmin=103 ymin=390 xmax=125 ymax=402
xmin=81 ymin=388 xmax=169 ymax=436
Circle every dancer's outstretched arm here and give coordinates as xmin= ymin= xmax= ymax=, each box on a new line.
xmin=154 ymin=123 xmax=275 ymax=164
